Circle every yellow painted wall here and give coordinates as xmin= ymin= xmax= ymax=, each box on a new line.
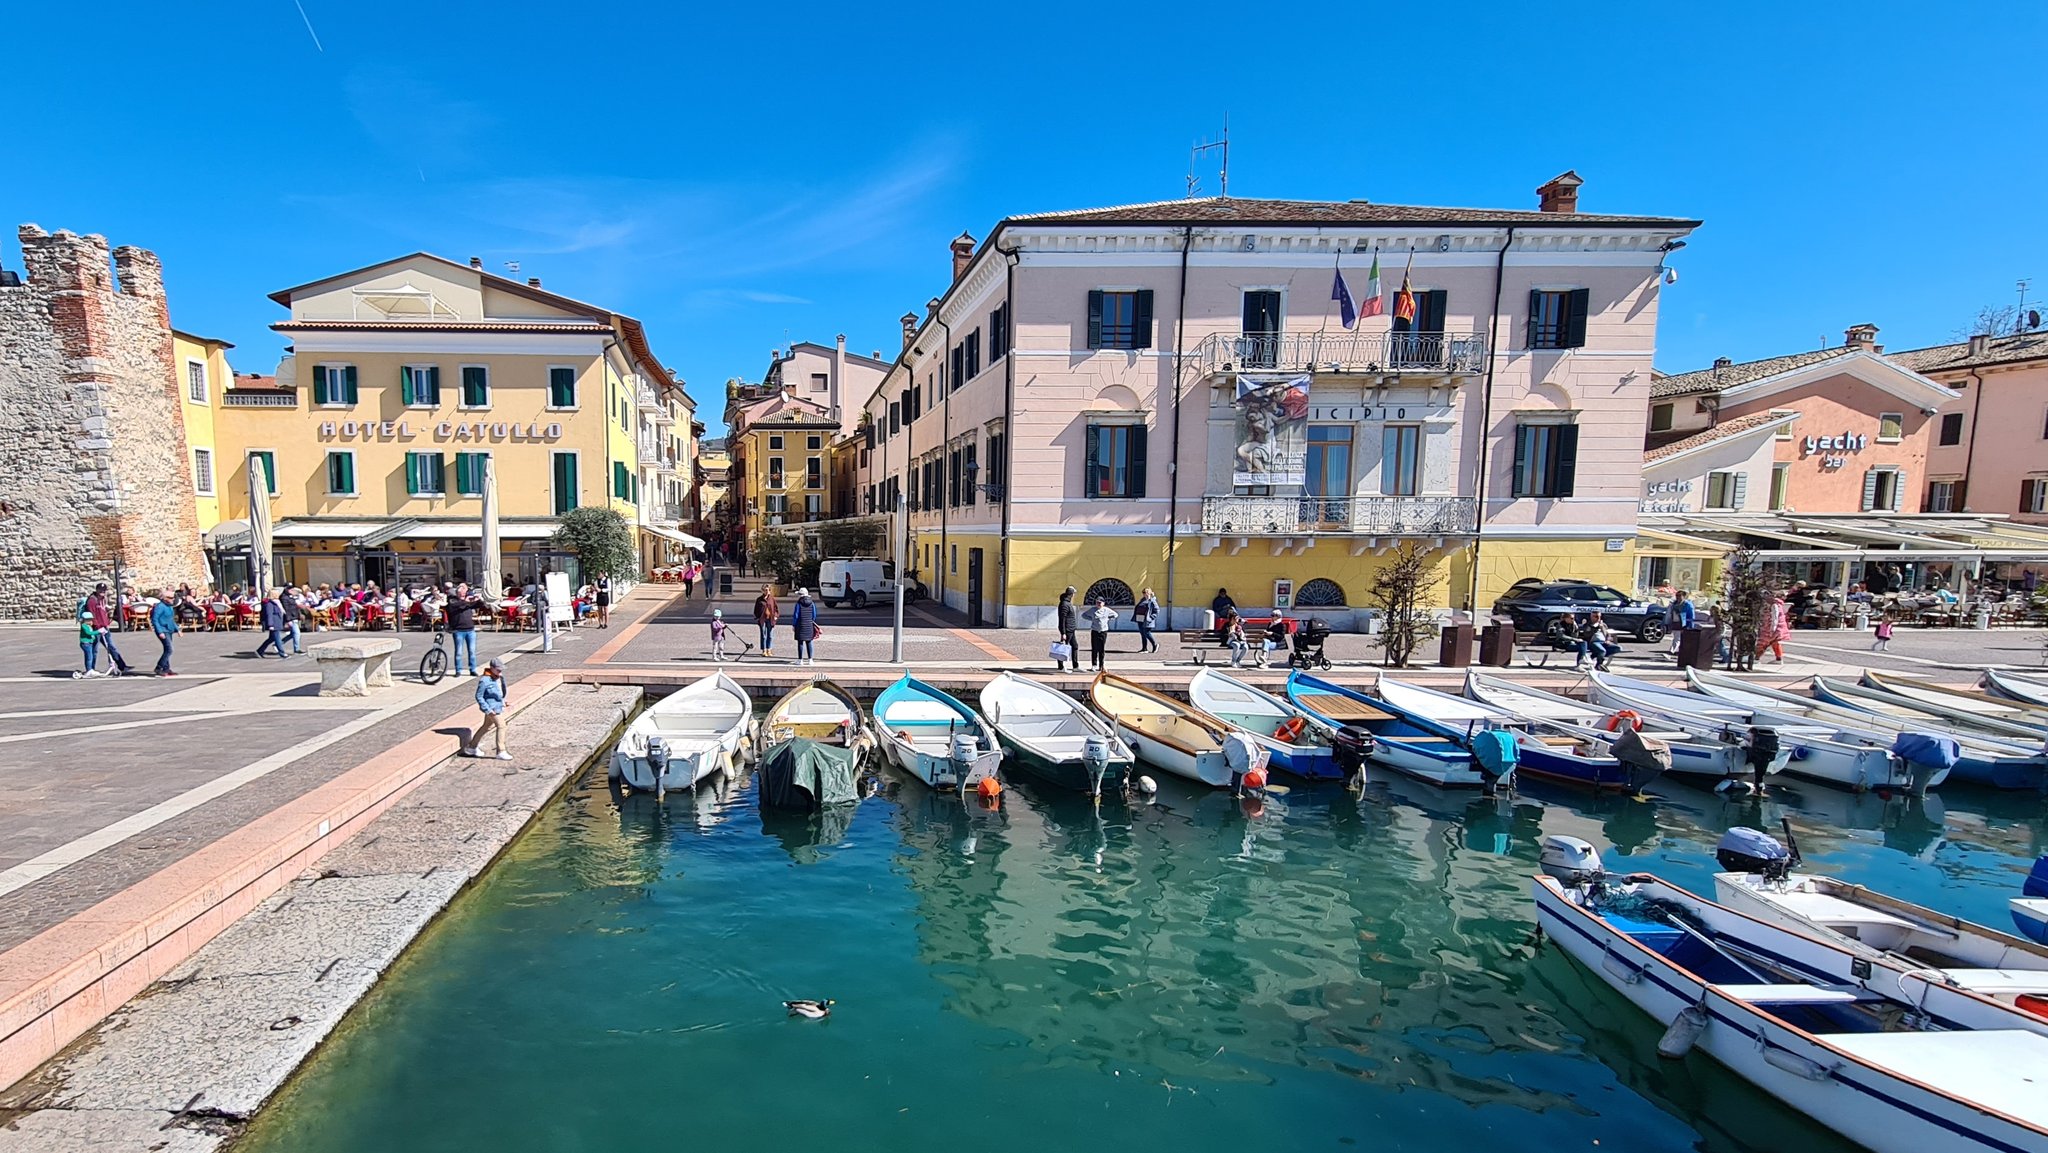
xmin=602 ymin=357 xmax=638 ymax=518
xmin=739 ymin=423 xmax=834 ymax=540
xmin=1469 ymin=538 xmax=1637 ymax=607
xmin=173 ymin=334 xmax=230 ymax=530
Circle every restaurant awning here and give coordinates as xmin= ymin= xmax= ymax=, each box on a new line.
xmin=202 ymin=519 xmax=251 ymax=551
xmin=271 ymin=520 xmax=387 ymax=540
xmin=1640 ymin=513 xmax=2048 ymax=566
xmin=643 ymin=524 xmax=706 ymax=550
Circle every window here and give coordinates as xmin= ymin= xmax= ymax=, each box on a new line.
xmin=948 ymin=448 xmax=962 ymax=507
xmin=460 ymin=366 xmax=489 ymax=409
xmin=1877 ymin=412 xmax=1904 ymax=442
xmin=551 ymin=453 xmax=579 ymax=514
xmin=1704 ymin=470 xmax=1747 ymax=510
xmin=768 ymin=458 xmax=784 ymax=488
xmin=1527 ymin=288 xmax=1590 ymax=350
xmin=963 ymin=442 xmax=977 ymax=506
xmin=1084 ymin=578 xmax=1135 ymax=607
xmin=456 ymin=452 xmax=489 ymax=497
xmin=1925 ymin=480 xmax=1957 ymax=513
xmin=1936 ymin=412 xmax=1963 ymax=446
xmin=193 ymin=448 xmax=215 ymax=496
xmin=769 ymin=434 xmax=784 ymax=451
xmin=2022 ymin=479 xmax=2048 ymax=515
xmin=1296 ymin=578 xmax=1347 ymax=607
xmin=1086 ymin=289 xmax=1154 ymax=350
xmin=1769 ymin=462 xmax=1791 ymax=510
xmin=325 ymin=451 xmax=356 ymax=496
xmin=1305 ymin=426 xmax=1353 ymax=521
xmin=186 ymin=360 xmax=207 ymax=404
xmin=806 ymin=493 xmax=822 ymax=516
xmin=988 ymin=303 xmax=1010 ymax=360
xmin=808 ymin=435 xmax=822 ymax=451
xmin=964 ymin=331 xmax=980 ymax=381
xmin=810 ymin=372 xmax=828 ymax=393
xmin=985 ymin=432 xmax=1006 ymax=493
xmin=248 ymin=451 xmax=277 ymax=496
xmin=1084 ymin=423 xmax=1147 ymax=498
xmin=312 ymin=364 xmax=359 ymax=407
xmin=950 ymin=343 xmax=964 ymax=392
xmin=1861 ymin=466 xmax=1904 ymax=512
xmin=806 ymin=457 xmax=822 ymax=489
xmin=1648 ymin=403 xmax=1674 ymax=433
xmin=404 ymin=451 xmax=446 ymax=496
xmin=1772 ymin=410 xmax=1796 ymax=440
xmin=1242 ymin=290 xmax=1283 ymax=368
xmin=548 ymin=366 xmax=578 ymax=409
xmin=400 ymin=365 xmax=441 ymax=407
xmin=1510 ymin=423 xmax=1579 ymax=497
xmin=889 ymin=401 xmax=901 ymax=435
xmin=1381 ymin=426 xmax=1421 ymax=496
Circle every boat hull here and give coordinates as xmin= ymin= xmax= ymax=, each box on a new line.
xmin=610 ymin=743 xmax=732 ymax=793
xmin=1513 ymin=742 xmax=1643 ymax=791
xmin=1111 ymin=718 xmax=1234 ymax=786
xmin=2015 ymin=899 xmax=2048 ymax=946
xmin=883 ymin=739 xmax=1002 ymax=791
xmin=998 ymin=736 xmax=1132 ymax=794
xmin=1985 ymin=670 xmax=2048 ymax=709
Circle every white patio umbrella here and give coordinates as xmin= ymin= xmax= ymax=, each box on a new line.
xmin=247 ymin=452 xmax=273 ymax=596
xmin=480 ymin=454 xmax=503 ymax=597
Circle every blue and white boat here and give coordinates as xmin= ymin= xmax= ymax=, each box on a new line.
xmin=2017 ymin=857 xmax=2048 ymax=947
xmin=1465 ymin=670 xmax=1758 ymax=788
xmin=1984 ymin=669 xmax=2048 ymax=709
xmin=1814 ymin=675 xmax=2048 ymax=745
xmin=1285 ymin=671 xmax=1513 ymax=790
xmin=873 ymin=674 xmax=1002 ymax=791
xmin=1186 ymin=667 xmax=1342 ymax=780
xmin=1374 ymin=674 xmax=1658 ymax=792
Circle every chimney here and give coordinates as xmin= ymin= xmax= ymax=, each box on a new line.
xmin=926 ymin=297 xmax=941 ymax=322
xmin=900 ymin=312 xmax=919 ymax=352
xmin=1967 ymin=333 xmax=1993 ymax=358
xmin=527 ymin=276 xmax=542 ymax=288
xmin=1843 ymin=323 xmax=1881 ymax=353
xmin=950 ymin=231 xmax=977 ymax=282
xmin=469 ymin=256 xmax=482 ymax=269
xmin=1536 ymin=170 xmax=1583 ymax=214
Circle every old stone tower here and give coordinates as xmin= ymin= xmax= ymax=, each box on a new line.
xmin=0 ymin=224 xmax=206 ymax=618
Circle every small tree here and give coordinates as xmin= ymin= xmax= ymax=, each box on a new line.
xmin=817 ymin=520 xmax=882 ymax=558
xmin=1955 ymin=304 xmax=2027 ymax=340
xmin=751 ymin=528 xmax=803 ymax=589
xmin=1367 ymin=542 xmax=1443 ymax=668
xmin=553 ymin=506 xmax=636 ymax=582
xmin=1719 ymin=546 xmax=1776 ymax=671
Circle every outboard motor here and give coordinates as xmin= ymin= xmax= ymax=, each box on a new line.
xmin=1891 ymin=732 xmax=1960 ymax=793
xmin=1715 ymin=826 xmax=1793 ymax=880
xmin=1221 ymin=731 xmax=1268 ymax=791
xmin=950 ymin=732 xmax=979 ymax=773
xmin=646 ymin=735 xmax=671 ymax=799
xmin=1540 ymin=835 xmax=1606 ymax=886
xmin=1331 ymin=725 xmax=1375 ymax=780
xmin=1745 ymin=726 xmax=1781 ymax=789
xmin=1081 ymin=735 xmax=1113 ymax=797
xmin=1469 ymin=727 xmax=1519 ymax=795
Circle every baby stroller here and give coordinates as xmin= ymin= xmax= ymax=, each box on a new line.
xmin=1288 ymin=618 xmax=1333 ymax=670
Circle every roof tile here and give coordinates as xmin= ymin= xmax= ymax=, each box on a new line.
xmin=1006 ymin=196 xmax=1697 ymax=229
xmin=1644 ymin=411 xmax=1796 ymax=462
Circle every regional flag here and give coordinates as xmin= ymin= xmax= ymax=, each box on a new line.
xmin=1359 ymin=253 xmax=1385 ymax=318
xmin=1331 ymin=264 xmax=1358 ymax=330
xmin=1393 ymin=264 xmax=1416 ymax=329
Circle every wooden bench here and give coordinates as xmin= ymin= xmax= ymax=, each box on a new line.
xmin=308 ymin=637 xmax=402 ymax=697
xmin=1181 ymin=617 xmax=1279 ymax=666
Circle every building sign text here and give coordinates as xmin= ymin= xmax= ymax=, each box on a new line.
xmin=1801 ymin=431 xmax=1867 ymax=470
xmin=317 ymin=420 xmax=565 ymax=442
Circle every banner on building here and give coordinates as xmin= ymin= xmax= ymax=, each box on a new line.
xmin=1232 ymin=373 xmax=1311 ymax=486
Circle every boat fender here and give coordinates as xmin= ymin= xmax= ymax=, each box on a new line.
xmin=976 ymin=776 xmax=1003 ymax=801
xmin=1756 ymin=1036 xmax=1833 ymax=1082
xmin=1603 ymin=710 xmax=1642 ymax=733
xmin=1135 ymin=774 xmax=1159 ymax=795
xmin=1243 ymin=766 xmax=1268 ymax=792
xmin=1275 ymin=716 xmax=1307 ymax=744
xmin=1657 ymin=1003 xmax=1709 ymax=1059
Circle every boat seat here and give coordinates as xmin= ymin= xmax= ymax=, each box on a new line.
xmin=1920 ymin=969 xmax=2048 ymax=996
xmin=1712 ymin=983 xmax=1865 ymax=1005
xmin=1293 ymin=694 xmax=1392 ymax=722
xmin=1769 ymin=892 xmax=1935 ymax=936
xmin=1536 ymin=736 xmax=1585 ymax=747
xmin=1382 ymin=734 xmax=1454 ymax=744
xmin=883 ymin=701 xmax=962 ymax=725
xmin=1815 ymin=1030 xmax=2048 ymax=1128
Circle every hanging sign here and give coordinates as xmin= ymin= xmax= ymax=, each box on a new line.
xmin=1232 ymin=373 xmax=1311 ymax=486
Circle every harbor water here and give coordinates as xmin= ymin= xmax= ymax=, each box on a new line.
xmin=239 ymin=765 xmax=2046 ymax=1153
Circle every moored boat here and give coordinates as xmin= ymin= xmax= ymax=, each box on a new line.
xmin=1465 ymin=670 xmax=1754 ymax=786
xmin=873 ymin=674 xmax=1003 ymax=791
xmin=1376 ymin=674 xmax=1660 ymax=792
xmin=979 ymin=672 xmax=1132 ymax=796
xmin=2017 ymin=857 xmax=2048 ymax=947
xmin=1983 ymin=669 xmax=2048 ymax=709
xmin=1285 ymin=671 xmax=1512 ymax=790
xmin=609 ymin=671 xmax=752 ymax=798
xmin=1582 ymin=672 xmax=1791 ymax=791
xmin=1813 ymin=674 xmax=2048 ymax=745
xmin=1185 ymin=667 xmax=1343 ymax=780
xmin=1087 ymin=673 xmax=1255 ymax=788
xmin=1859 ymin=670 xmax=2048 ymax=735
xmin=757 ymin=678 xmax=871 ymax=811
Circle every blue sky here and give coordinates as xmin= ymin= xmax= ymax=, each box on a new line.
xmin=11 ymin=3 xmax=2043 ymax=429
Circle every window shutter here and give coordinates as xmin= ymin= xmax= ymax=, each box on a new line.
xmin=965 ymin=445 xmax=976 ymax=506
xmin=1565 ymin=289 xmax=1591 ymax=348
xmin=1084 ymin=423 xmax=1102 ymax=495
xmin=1552 ymin=424 xmax=1579 ymax=496
xmin=1128 ymin=424 xmax=1149 ymax=498
xmin=1731 ymin=473 xmax=1748 ymax=509
xmin=399 ymin=366 xmax=415 ymax=407
xmin=1921 ymin=484 xmax=1933 ymax=514
xmin=405 ymin=453 xmax=420 ymax=496
xmin=312 ymin=366 xmax=330 ymax=406
xmin=1891 ymin=470 xmax=1906 ymax=512
xmin=1954 ymin=480 xmax=1968 ymax=511
xmin=1086 ymin=291 xmax=1105 ymax=349
xmin=1420 ymin=289 xmax=1447 ymax=335
xmin=1525 ymin=290 xmax=1542 ymax=350
xmin=2022 ymin=480 xmax=2036 ymax=514
xmin=343 ymin=365 xmax=359 ymax=404
xmin=1510 ymin=426 xmax=1530 ymax=497
xmin=1861 ymin=469 xmax=1880 ymax=511
xmin=1133 ymin=290 xmax=1155 ymax=349
xmin=426 ymin=366 xmax=441 ymax=405
xmin=341 ymin=454 xmax=354 ymax=494
xmin=462 ymin=366 xmax=487 ymax=406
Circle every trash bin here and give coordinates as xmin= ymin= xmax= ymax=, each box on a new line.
xmin=1478 ymin=622 xmax=1516 ymax=667
xmin=1439 ymin=623 xmax=1475 ymax=668
xmin=720 ymin=573 xmax=734 ymax=595
xmin=1675 ymin=624 xmax=1720 ymax=670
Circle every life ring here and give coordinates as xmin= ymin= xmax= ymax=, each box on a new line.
xmin=1603 ymin=710 xmax=1642 ymax=733
xmin=1275 ymin=717 xmax=1307 ymax=743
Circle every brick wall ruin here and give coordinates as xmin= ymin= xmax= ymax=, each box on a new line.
xmin=0 ymin=225 xmax=206 ymax=619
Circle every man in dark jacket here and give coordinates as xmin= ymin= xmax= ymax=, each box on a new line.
xmin=253 ymin=590 xmax=289 ymax=658
xmin=1055 ymin=586 xmax=1079 ymax=672
xmin=444 ymin=582 xmax=487 ymax=676
xmin=86 ymin=583 xmax=135 ymax=675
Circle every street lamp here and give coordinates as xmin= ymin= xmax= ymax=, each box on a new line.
xmin=961 ymin=460 xmax=1003 ymax=501
xmin=891 ymin=488 xmax=906 ymax=664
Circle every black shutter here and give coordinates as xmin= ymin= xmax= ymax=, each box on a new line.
xmin=1133 ymin=290 xmax=1155 ymax=349
xmin=1510 ymin=425 xmax=1529 ymax=497
xmin=964 ymin=445 xmax=976 ymax=506
xmin=1084 ymin=423 xmax=1101 ymax=496
xmin=950 ymin=345 xmax=963 ymax=392
xmin=1526 ymin=290 xmax=1543 ymax=350
xmin=1552 ymin=425 xmax=1579 ymax=496
xmin=2023 ymin=479 xmax=2038 ymax=514
xmin=343 ymin=365 xmax=359 ymax=404
xmin=1419 ymin=290 xmax=1447 ymax=335
xmin=1087 ymin=291 xmax=1105 ymax=349
xmin=1921 ymin=484 xmax=1934 ymax=514
xmin=1565 ymin=288 xmax=1591 ymax=348
xmin=1954 ymin=479 xmax=1968 ymax=511
xmin=1128 ymin=424 xmax=1149 ymax=498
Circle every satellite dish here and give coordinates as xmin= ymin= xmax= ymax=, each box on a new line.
xmin=2029 ymin=309 xmax=2041 ymax=330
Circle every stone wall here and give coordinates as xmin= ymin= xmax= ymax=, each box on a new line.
xmin=0 ymin=225 xmax=206 ymax=619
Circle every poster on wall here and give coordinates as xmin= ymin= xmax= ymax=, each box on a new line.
xmin=1232 ymin=372 xmax=1311 ymax=487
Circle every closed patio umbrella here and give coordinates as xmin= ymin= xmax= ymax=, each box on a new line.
xmin=480 ymin=454 xmax=503 ymax=597
xmin=247 ymin=452 xmax=273 ymax=596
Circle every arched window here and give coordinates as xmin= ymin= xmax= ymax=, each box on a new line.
xmin=1296 ymin=577 xmax=1347 ymax=607
xmin=1084 ymin=578 xmax=1135 ymax=606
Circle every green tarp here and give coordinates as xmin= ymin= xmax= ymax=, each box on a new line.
xmin=758 ymin=738 xmax=859 ymax=810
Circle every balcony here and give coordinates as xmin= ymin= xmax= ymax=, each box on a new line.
xmin=1193 ymin=331 xmax=1485 ymax=378
xmin=222 ymin=390 xmax=299 ymax=409
xmin=1202 ymin=494 xmax=1478 ymax=537
xmin=635 ymin=381 xmax=664 ymax=414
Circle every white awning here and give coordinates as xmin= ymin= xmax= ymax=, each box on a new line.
xmin=202 ymin=519 xmax=251 ymax=550
xmin=643 ymin=524 xmax=706 ymax=550
xmin=271 ymin=520 xmax=386 ymax=540
xmin=391 ymin=521 xmax=560 ymax=541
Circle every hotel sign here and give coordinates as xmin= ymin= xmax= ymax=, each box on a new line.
xmin=318 ymin=420 xmax=564 ymax=442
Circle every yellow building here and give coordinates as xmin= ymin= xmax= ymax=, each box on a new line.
xmin=201 ymin=253 xmax=684 ymax=590
xmin=728 ymin=391 xmax=838 ymax=554
xmin=171 ymin=330 xmax=235 ymax=534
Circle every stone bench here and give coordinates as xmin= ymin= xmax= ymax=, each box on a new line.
xmin=308 ymin=637 xmax=403 ymax=697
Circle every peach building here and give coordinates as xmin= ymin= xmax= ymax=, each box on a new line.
xmin=854 ymin=176 xmax=1701 ymax=628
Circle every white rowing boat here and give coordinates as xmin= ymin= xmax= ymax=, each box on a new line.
xmin=609 ymin=671 xmax=751 ymax=798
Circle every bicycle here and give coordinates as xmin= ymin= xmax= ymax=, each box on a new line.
xmin=419 ymin=628 xmax=450 ymax=684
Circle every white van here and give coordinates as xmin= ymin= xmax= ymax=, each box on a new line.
xmin=818 ymin=558 xmax=897 ymax=608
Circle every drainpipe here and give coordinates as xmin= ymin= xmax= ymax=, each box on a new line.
xmin=603 ymin=336 xmax=626 ymax=579
xmin=998 ymin=242 xmax=1021 ymax=627
xmin=1959 ymin=368 xmax=1985 ymax=511
xmin=936 ymin=314 xmax=951 ymax=610
xmin=1163 ymin=226 xmax=1195 ymax=629
xmin=1466 ymin=226 xmax=1515 ymax=611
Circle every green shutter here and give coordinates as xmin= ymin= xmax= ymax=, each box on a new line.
xmin=426 ymin=366 xmax=442 ymax=405
xmin=1552 ymin=425 xmax=1579 ymax=496
xmin=430 ymin=453 xmax=445 ymax=494
xmin=1086 ymin=291 xmax=1104 ymax=349
xmin=1565 ymin=288 xmax=1591 ymax=348
xmin=405 ymin=452 xmax=420 ymax=496
xmin=312 ymin=365 xmax=330 ymax=406
xmin=462 ymin=366 xmax=487 ymax=407
xmin=400 ymin=366 xmax=416 ymax=407
xmin=1127 ymin=424 xmax=1148 ymax=498
xmin=1084 ymin=423 xmax=1101 ymax=495
xmin=1510 ymin=426 xmax=1530 ymax=497
xmin=1133 ymin=290 xmax=1155 ymax=350
xmin=343 ymin=365 xmax=359 ymax=404
xmin=1526 ymin=290 xmax=1543 ymax=350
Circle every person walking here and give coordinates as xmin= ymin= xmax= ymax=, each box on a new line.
xmin=702 ymin=557 xmax=718 ymax=601
xmin=1665 ymin=589 xmax=1695 ymax=655
xmin=1085 ymin=597 xmax=1118 ymax=672
xmin=1757 ymin=592 xmax=1790 ymax=664
xmin=1134 ymin=587 xmax=1160 ymax=654
xmin=536 ymin=578 xmax=557 ymax=654
xmin=754 ymin=588 xmax=779 ymax=656
xmin=285 ymin=586 xmax=306 ymax=654
xmin=709 ymin=609 xmax=730 ymax=661
xmin=790 ymin=589 xmax=820 ymax=666
xmin=594 ymin=575 xmax=613 ymax=629
xmin=150 ymin=589 xmax=179 ymax=676
xmin=254 ymin=589 xmax=289 ymax=658
xmin=461 ymin=658 xmax=512 ymax=760
xmin=85 ymin=583 xmax=134 ymax=675
xmin=680 ymin=563 xmax=696 ymax=599
xmin=445 ymin=582 xmax=486 ymax=676
xmin=1871 ymin=611 xmax=1896 ymax=652
xmin=1054 ymin=586 xmax=1079 ymax=672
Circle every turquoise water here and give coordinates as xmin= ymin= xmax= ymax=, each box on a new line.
xmin=239 ymin=767 xmax=2046 ymax=1153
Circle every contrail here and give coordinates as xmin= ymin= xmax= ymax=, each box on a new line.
xmin=292 ymin=0 xmax=325 ymax=51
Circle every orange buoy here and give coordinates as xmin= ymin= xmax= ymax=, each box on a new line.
xmin=1603 ymin=709 xmax=1642 ymax=733
xmin=976 ymin=776 xmax=1003 ymax=800
xmin=1243 ymin=767 xmax=1268 ymax=792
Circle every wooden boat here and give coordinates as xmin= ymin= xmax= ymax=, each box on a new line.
xmin=1535 ymin=842 xmax=2048 ymax=1153
xmin=608 ymin=671 xmax=751 ymax=798
xmin=756 ymin=678 xmax=870 ymax=812
xmin=1285 ymin=671 xmax=1508 ymax=789
xmin=1579 ymin=672 xmax=1798 ymax=791
xmin=1375 ymin=675 xmax=1656 ymax=792
xmin=1860 ymin=671 xmax=2048 ymax=735
xmin=873 ymin=674 xmax=1002 ymax=791
xmin=1185 ymin=667 xmax=1343 ymax=780
xmin=1087 ymin=673 xmax=1246 ymax=788
xmin=980 ymin=672 xmax=1132 ymax=796
xmin=1813 ymin=675 xmax=2048 ymax=745
xmin=1983 ymin=669 xmax=2048 ymax=709
xmin=1687 ymin=668 xmax=2047 ymax=791
xmin=1464 ymin=671 xmax=1756 ymax=785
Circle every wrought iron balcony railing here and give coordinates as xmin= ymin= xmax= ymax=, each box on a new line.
xmin=1201 ymin=494 xmax=1479 ymax=536
xmin=1193 ymin=331 xmax=1485 ymax=377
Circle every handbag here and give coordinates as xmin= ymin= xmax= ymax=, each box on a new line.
xmin=1049 ymin=642 xmax=1073 ymax=661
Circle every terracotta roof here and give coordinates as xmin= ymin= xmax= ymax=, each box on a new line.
xmin=1644 ymin=411 xmax=1798 ymax=462
xmin=1005 ymin=196 xmax=1699 ymax=229
xmin=271 ymin=320 xmax=612 ymax=334
xmin=1650 ymin=347 xmax=1855 ymax=399
xmin=228 ymin=373 xmax=282 ymax=391
xmin=1886 ymin=331 xmax=2048 ymax=374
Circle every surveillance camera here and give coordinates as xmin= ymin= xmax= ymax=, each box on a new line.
xmin=1662 ymin=267 xmax=1679 ymax=286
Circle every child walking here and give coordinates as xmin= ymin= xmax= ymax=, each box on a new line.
xmin=1871 ymin=612 xmax=1896 ymax=652
xmin=709 ymin=609 xmax=730 ymax=662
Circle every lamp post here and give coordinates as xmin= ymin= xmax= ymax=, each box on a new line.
xmin=891 ymin=489 xmax=906 ymax=664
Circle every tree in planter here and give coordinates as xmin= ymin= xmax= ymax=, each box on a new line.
xmin=1719 ymin=546 xmax=1776 ymax=672
xmin=817 ymin=520 xmax=882 ymax=558
xmin=751 ymin=528 xmax=803 ymax=591
xmin=1366 ymin=542 xmax=1444 ymax=668
xmin=552 ymin=507 xmax=637 ymax=583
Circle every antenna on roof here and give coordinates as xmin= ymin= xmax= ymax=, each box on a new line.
xmin=1188 ymin=115 xmax=1229 ymax=199
xmin=2019 ymin=278 xmax=2034 ymax=330
xmin=504 ymin=260 xmax=521 ymax=274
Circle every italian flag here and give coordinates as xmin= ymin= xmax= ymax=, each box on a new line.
xmin=1358 ymin=253 xmax=1385 ymax=317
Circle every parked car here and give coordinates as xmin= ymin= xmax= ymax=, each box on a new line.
xmin=818 ymin=558 xmax=913 ymax=608
xmin=1491 ymin=578 xmax=1666 ymax=643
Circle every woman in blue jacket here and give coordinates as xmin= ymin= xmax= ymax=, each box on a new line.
xmin=790 ymin=588 xmax=820 ymax=667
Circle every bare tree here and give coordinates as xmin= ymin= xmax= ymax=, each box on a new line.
xmin=1719 ymin=546 xmax=1777 ymax=672
xmin=1956 ymin=304 xmax=2024 ymax=340
xmin=1366 ymin=542 xmax=1443 ymax=668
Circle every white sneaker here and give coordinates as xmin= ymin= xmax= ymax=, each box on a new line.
xmin=495 ymin=752 xmax=512 ymax=761
xmin=458 ymin=747 xmax=476 ymax=757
